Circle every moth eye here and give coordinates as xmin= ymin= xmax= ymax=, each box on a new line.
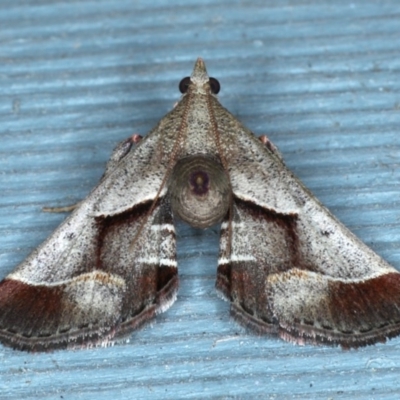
xmin=169 ymin=155 xmax=230 ymax=229
xmin=179 ymin=76 xmax=191 ymax=93
xmin=209 ymin=77 xmax=220 ymax=94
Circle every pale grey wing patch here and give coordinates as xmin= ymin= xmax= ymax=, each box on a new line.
xmin=9 ymin=202 xmax=101 ymax=284
xmin=216 ymin=198 xmax=400 ymax=348
xmin=293 ymin=201 xmax=397 ymax=279
xmin=60 ymin=271 xmax=126 ymax=329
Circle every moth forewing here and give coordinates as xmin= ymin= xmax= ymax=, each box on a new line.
xmin=0 ymin=122 xmax=179 ymax=352
xmin=216 ymin=113 xmax=400 ymax=348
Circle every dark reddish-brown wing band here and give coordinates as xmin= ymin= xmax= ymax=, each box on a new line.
xmin=0 ymin=199 xmax=178 ymax=351
xmin=217 ymin=197 xmax=400 ymax=348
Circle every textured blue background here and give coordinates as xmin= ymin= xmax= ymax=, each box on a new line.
xmin=1 ymin=1 xmax=400 ymax=399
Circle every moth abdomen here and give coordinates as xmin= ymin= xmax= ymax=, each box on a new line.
xmin=168 ymin=155 xmax=231 ymax=229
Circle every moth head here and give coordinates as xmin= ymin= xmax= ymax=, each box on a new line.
xmin=179 ymin=58 xmax=220 ymax=96
xmin=168 ymin=155 xmax=231 ymax=229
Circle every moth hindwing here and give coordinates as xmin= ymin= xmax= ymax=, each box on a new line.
xmin=1 ymin=58 xmax=400 ymax=351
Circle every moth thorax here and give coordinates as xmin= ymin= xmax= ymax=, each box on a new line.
xmin=169 ymin=155 xmax=231 ymax=229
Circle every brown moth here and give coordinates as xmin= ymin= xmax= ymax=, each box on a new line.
xmin=1 ymin=58 xmax=400 ymax=351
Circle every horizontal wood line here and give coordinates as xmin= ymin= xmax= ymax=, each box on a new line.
xmin=0 ymin=2 xmax=397 ymax=26
xmin=1 ymin=45 xmax=400 ymax=74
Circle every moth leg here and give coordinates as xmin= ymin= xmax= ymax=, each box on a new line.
xmin=103 ymin=134 xmax=142 ymax=177
xmin=259 ymin=135 xmax=283 ymax=161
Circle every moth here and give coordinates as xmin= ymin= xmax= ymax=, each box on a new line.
xmin=1 ymin=58 xmax=400 ymax=352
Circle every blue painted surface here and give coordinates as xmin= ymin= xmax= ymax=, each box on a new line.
xmin=1 ymin=1 xmax=400 ymax=398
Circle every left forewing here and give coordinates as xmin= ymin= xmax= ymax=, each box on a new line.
xmin=0 ymin=134 xmax=178 ymax=351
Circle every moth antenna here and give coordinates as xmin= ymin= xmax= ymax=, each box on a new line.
xmin=42 ymin=203 xmax=80 ymax=213
xmin=128 ymin=90 xmax=194 ymax=251
xmin=204 ymin=84 xmax=234 ymax=256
